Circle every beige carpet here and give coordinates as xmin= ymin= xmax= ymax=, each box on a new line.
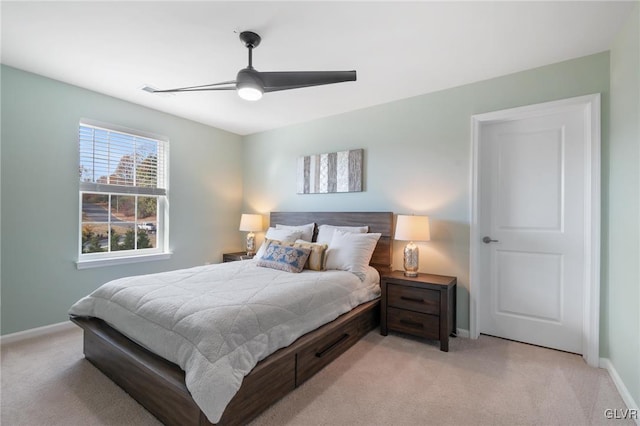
xmin=1 ymin=326 xmax=632 ymax=426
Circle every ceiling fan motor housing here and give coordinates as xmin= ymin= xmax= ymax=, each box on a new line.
xmin=236 ymin=67 xmax=264 ymax=100
xmin=237 ymin=68 xmax=263 ymax=88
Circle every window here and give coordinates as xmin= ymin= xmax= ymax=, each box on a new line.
xmin=78 ymin=121 xmax=169 ymax=268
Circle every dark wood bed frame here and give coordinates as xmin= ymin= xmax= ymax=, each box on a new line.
xmin=71 ymin=211 xmax=393 ymax=426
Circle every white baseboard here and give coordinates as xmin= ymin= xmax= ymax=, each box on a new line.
xmin=0 ymin=321 xmax=76 ymax=345
xmin=456 ymin=328 xmax=470 ymax=338
xmin=600 ymin=358 xmax=640 ymax=425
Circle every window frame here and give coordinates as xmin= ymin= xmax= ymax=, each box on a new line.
xmin=76 ymin=119 xmax=170 ymax=269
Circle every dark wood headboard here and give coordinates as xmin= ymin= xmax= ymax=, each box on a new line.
xmin=270 ymin=211 xmax=393 ymax=273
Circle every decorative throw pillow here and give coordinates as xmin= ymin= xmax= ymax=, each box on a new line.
xmin=325 ymin=230 xmax=381 ymax=280
xmin=255 ymin=227 xmax=303 ymax=258
xmin=275 ymin=223 xmax=315 ymax=242
xmin=316 ymin=224 xmax=369 ymax=245
xmin=256 ymin=242 xmax=311 ymax=273
xmin=294 ymin=240 xmax=328 ymax=271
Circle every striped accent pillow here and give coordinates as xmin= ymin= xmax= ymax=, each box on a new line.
xmin=294 ymin=240 xmax=329 ymax=271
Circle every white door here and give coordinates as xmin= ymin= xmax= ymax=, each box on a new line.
xmin=476 ymin=103 xmax=590 ymax=354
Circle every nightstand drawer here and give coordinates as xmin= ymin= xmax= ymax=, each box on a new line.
xmin=387 ymin=307 xmax=439 ymax=339
xmin=387 ymin=284 xmax=439 ymax=315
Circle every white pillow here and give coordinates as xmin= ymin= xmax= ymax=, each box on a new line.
xmin=275 ymin=223 xmax=315 ymax=242
xmin=316 ymin=224 xmax=369 ymax=245
xmin=325 ymin=229 xmax=381 ymax=280
xmin=255 ymin=227 xmax=303 ymax=258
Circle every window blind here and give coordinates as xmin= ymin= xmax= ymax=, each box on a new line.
xmin=79 ymin=123 xmax=167 ymax=196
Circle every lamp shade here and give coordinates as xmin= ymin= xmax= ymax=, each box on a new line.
xmin=394 ymin=215 xmax=431 ymax=242
xmin=239 ymin=214 xmax=263 ymax=232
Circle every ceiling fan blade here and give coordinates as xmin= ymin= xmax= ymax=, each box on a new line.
xmin=152 ymin=80 xmax=237 ymax=93
xmin=259 ymin=71 xmax=356 ymax=92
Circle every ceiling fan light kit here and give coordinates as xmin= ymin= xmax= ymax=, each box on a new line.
xmin=236 ymin=67 xmax=264 ymax=101
xmin=237 ymin=85 xmax=263 ymax=101
xmin=151 ymin=31 xmax=356 ymax=101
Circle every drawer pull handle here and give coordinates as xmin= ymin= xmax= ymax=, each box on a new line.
xmin=315 ymin=333 xmax=350 ymax=358
xmin=400 ymin=296 xmax=424 ymax=303
xmin=400 ymin=319 xmax=424 ymax=329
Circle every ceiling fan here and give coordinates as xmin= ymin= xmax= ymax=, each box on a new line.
xmin=151 ymin=31 xmax=357 ymax=101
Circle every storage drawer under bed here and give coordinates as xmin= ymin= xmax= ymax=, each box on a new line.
xmin=295 ymin=311 xmax=364 ymax=385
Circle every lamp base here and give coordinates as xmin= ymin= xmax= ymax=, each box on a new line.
xmin=246 ymin=232 xmax=256 ymax=256
xmin=403 ymin=242 xmax=419 ymax=277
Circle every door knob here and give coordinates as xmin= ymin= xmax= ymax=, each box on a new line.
xmin=482 ymin=236 xmax=499 ymax=244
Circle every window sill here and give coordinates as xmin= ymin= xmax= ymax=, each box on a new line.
xmin=76 ymin=252 xmax=172 ymax=270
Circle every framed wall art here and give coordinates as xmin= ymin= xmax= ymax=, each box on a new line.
xmin=297 ymin=149 xmax=363 ymax=194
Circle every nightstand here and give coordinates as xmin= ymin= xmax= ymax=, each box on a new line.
xmin=222 ymin=252 xmax=255 ymax=262
xmin=380 ymin=271 xmax=457 ymax=352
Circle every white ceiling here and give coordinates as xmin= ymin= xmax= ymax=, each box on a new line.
xmin=1 ymin=1 xmax=635 ymax=135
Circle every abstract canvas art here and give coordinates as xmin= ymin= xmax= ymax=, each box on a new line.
xmin=297 ymin=149 xmax=363 ymax=194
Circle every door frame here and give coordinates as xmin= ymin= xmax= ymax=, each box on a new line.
xmin=469 ymin=94 xmax=601 ymax=367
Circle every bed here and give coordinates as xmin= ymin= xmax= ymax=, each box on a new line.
xmin=70 ymin=211 xmax=393 ymax=426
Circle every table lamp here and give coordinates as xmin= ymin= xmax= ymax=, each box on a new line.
xmin=239 ymin=214 xmax=263 ymax=255
xmin=394 ymin=215 xmax=431 ymax=277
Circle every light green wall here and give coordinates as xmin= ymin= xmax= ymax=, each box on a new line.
xmin=0 ymin=65 xmax=244 ymax=334
xmin=607 ymin=3 xmax=640 ymax=405
xmin=243 ymin=52 xmax=610 ymax=333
